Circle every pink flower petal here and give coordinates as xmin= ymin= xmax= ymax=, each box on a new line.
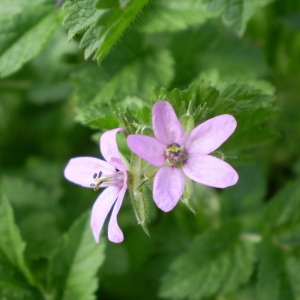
xmin=64 ymin=157 xmax=116 ymax=188
xmin=108 ymin=186 xmax=127 ymax=243
xmin=152 ymin=101 xmax=185 ymax=145
xmin=100 ymin=128 xmax=125 ymax=171
xmin=90 ymin=186 xmax=120 ymax=243
xmin=185 ymin=114 xmax=237 ymax=155
xmin=153 ymin=166 xmax=185 ymax=212
xmin=182 ymin=154 xmax=238 ymax=188
xmin=127 ymin=135 xmax=166 ymax=166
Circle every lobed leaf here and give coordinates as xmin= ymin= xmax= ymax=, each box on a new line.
xmin=257 ymin=237 xmax=300 ymax=300
xmin=48 ymin=212 xmax=106 ymax=300
xmin=71 ymin=46 xmax=174 ymax=127
xmin=159 ymin=221 xmax=256 ymax=299
xmin=63 ymin=0 xmax=149 ymax=62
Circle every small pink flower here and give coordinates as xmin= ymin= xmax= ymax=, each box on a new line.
xmin=64 ymin=128 xmax=127 ymax=243
xmin=127 ymin=101 xmax=238 ymax=212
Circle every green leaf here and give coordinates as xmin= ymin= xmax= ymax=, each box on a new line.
xmin=63 ymin=0 xmax=149 ymax=62
xmin=222 ymin=164 xmax=266 ymax=216
xmin=138 ymin=0 xmax=210 ymax=33
xmin=0 ymin=196 xmax=36 ymax=286
xmin=0 ymin=175 xmax=60 ymax=209
xmin=159 ymin=221 xmax=256 ymax=299
xmin=206 ymin=82 xmax=277 ymax=151
xmin=72 ymin=46 xmax=174 ymax=127
xmin=48 ymin=212 xmax=106 ymax=300
xmin=0 ymin=0 xmax=48 ymax=18
xmin=0 ymin=173 xmax=63 ymax=259
xmin=0 ymin=250 xmax=42 ymax=300
xmin=0 ymin=5 xmax=61 ymax=77
xmin=20 ymin=212 xmax=62 ymax=260
xmin=262 ymin=179 xmax=300 ymax=232
xmin=285 ymin=255 xmax=300 ymax=298
xmin=203 ymin=0 xmax=274 ymax=35
xmin=257 ymin=237 xmax=299 ymax=300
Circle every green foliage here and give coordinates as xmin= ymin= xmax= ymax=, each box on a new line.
xmin=0 ymin=1 xmax=61 ymax=78
xmin=248 ymin=177 xmax=300 ymax=300
xmin=0 ymin=196 xmax=43 ymax=299
xmin=0 ymin=160 xmax=63 ymax=260
xmin=159 ymin=221 xmax=256 ymax=299
xmin=0 ymin=196 xmax=36 ymax=286
xmin=138 ymin=0 xmax=210 ymax=33
xmin=221 ymin=164 xmax=266 ymax=219
xmin=204 ymin=0 xmax=274 ymax=35
xmin=48 ymin=212 xmax=106 ymax=300
xmin=71 ymin=35 xmax=174 ymax=127
xmin=262 ymin=179 xmax=300 ymax=232
xmin=62 ymin=0 xmax=149 ymax=62
xmin=257 ymin=238 xmax=299 ymax=300
xmin=0 ymin=250 xmax=42 ymax=300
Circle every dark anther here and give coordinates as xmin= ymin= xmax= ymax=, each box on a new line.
xmin=90 ymin=183 xmax=95 ymax=187
xmin=98 ymin=171 xmax=102 ymax=178
xmin=93 ymin=173 xmax=97 ymax=179
xmin=167 ymin=143 xmax=181 ymax=148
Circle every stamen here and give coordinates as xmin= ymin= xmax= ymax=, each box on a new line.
xmin=90 ymin=170 xmax=124 ymax=191
xmin=165 ymin=143 xmax=186 ymax=166
xmin=166 ymin=143 xmax=182 ymax=156
xmin=90 ymin=171 xmax=104 ymax=191
xmin=93 ymin=181 xmax=103 ymax=191
xmin=93 ymin=171 xmax=102 ymax=180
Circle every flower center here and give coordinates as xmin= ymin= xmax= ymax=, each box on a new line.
xmin=90 ymin=170 xmax=124 ymax=191
xmin=90 ymin=171 xmax=103 ymax=191
xmin=165 ymin=143 xmax=187 ymax=167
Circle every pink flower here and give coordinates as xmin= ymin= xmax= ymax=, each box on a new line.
xmin=127 ymin=101 xmax=238 ymax=212
xmin=64 ymin=128 xmax=127 ymax=243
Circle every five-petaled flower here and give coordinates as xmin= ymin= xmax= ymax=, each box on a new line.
xmin=127 ymin=101 xmax=238 ymax=212
xmin=64 ymin=128 xmax=127 ymax=243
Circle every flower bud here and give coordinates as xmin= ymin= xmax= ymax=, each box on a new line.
xmin=181 ymin=177 xmax=195 ymax=214
xmin=180 ymin=114 xmax=194 ymax=135
xmin=128 ymin=154 xmax=150 ymax=236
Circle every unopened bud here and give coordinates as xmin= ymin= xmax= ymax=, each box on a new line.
xmin=180 ymin=114 xmax=194 ymax=135
xmin=181 ymin=177 xmax=195 ymax=214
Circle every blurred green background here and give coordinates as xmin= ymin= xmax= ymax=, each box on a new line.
xmin=0 ymin=0 xmax=300 ymax=299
